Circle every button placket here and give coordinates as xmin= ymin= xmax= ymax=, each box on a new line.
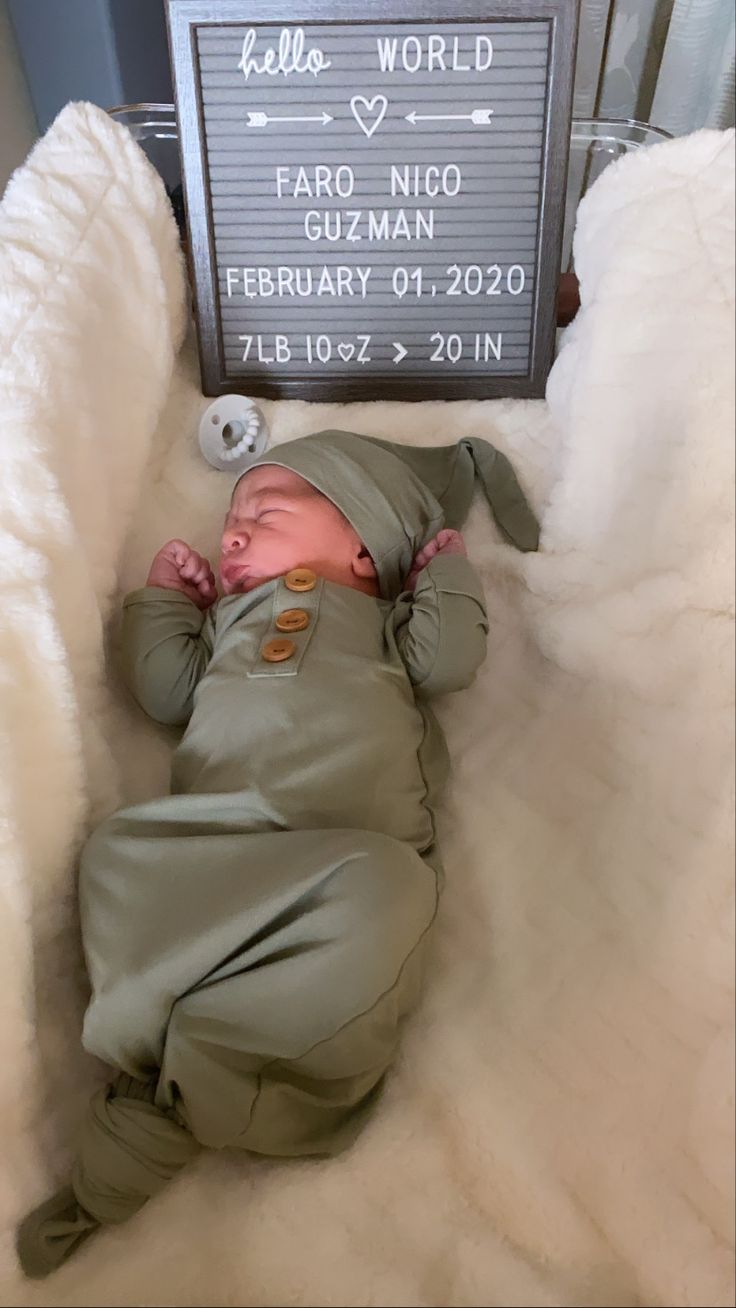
xmin=249 ymin=576 xmax=323 ymax=677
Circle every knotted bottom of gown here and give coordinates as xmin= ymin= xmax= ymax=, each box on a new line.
xmin=17 ymin=1073 xmax=200 ymax=1279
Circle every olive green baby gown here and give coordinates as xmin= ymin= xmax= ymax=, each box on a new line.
xmin=18 ymin=429 xmax=538 ymax=1278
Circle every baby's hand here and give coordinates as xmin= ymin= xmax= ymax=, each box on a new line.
xmin=146 ymin=539 xmax=218 ymax=610
xmin=404 ymin=529 xmax=467 ymax=591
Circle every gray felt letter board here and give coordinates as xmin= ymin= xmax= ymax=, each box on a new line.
xmin=166 ymin=0 xmax=578 ymax=399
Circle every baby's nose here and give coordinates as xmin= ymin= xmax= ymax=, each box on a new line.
xmin=222 ymin=525 xmax=249 ymax=551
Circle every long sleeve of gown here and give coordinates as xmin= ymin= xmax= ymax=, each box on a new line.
xmin=119 ymin=587 xmax=215 ymax=727
xmin=395 ymin=554 xmax=489 ymax=698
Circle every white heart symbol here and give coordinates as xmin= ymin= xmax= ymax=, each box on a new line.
xmin=337 ymin=342 xmax=355 ymax=361
xmin=350 ymin=95 xmax=388 ymax=139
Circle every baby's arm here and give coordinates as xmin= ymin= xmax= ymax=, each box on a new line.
xmin=120 ymin=540 xmax=217 ymax=726
xmin=395 ymin=531 xmax=489 ymax=698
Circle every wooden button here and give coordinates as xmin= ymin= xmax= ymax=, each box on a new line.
xmin=261 ymin=638 xmax=296 ymax=663
xmin=275 ymin=608 xmax=310 ymax=633
xmin=284 ymin=567 xmax=317 ymax=592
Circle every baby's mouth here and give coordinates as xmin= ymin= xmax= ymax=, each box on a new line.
xmin=220 ymin=559 xmax=250 ymax=590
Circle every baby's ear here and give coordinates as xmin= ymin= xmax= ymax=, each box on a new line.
xmin=352 ymin=545 xmax=378 ymax=581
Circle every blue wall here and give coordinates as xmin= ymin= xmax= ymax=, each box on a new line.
xmin=7 ymin=0 xmax=173 ymax=132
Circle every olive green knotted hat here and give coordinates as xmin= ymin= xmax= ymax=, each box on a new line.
xmin=239 ymin=429 xmax=539 ymax=598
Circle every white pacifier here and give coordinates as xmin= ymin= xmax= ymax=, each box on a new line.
xmin=198 ymin=394 xmax=269 ymax=472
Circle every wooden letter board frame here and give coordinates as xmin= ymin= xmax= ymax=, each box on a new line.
xmin=166 ymin=0 xmax=579 ymax=400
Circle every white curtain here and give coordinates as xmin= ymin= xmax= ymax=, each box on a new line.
xmin=651 ymin=0 xmax=735 ymax=134
xmin=574 ymin=0 xmax=735 ymax=135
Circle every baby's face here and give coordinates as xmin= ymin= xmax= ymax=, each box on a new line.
xmin=220 ymin=465 xmax=377 ymax=596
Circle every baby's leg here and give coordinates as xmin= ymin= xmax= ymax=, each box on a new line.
xmin=158 ymin=828 xmax=438 ymax=1155
xmin=18 ymin=822 xmax=437 ymax=1277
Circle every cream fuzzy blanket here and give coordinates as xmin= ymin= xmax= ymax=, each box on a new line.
xmin=0 ymin=103 xmax=733 ymax=1307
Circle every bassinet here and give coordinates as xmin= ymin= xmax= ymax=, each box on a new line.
xmin=0 ymin=102 xmax=733 ymax=1307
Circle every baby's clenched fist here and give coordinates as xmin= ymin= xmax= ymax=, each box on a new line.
xmin=146 ymin=539 xmax=218 ymax=610
xmin=405 ymin=529 xmax=467 ymax=592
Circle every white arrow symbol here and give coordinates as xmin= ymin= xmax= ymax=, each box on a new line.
xmin=405 ymin=108 xmax=493 ymax=125
xmin=246 ymin=111 xmax=333 ymax=127
xmin=392 ymin=342 xmax=408 ymax=364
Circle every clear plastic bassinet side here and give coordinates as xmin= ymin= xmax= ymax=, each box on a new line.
xmin=106 ymin=103 xmax=185 ymax=234
xmin=562 ymin=117 xmax=674 ymax=272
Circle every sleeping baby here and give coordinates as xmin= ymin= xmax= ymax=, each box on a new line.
xmin=18 ymin=427 xmax=539 ymax=1278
